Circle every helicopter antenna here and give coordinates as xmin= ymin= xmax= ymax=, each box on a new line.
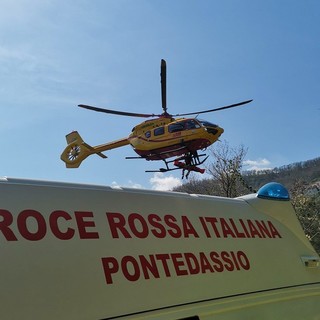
xmin=161 ymin=59 xmax=167 ymax=115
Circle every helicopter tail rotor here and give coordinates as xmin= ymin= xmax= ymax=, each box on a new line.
xmin=60 ymin=131 xmax=107 ymax=168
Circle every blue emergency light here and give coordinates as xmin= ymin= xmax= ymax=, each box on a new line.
xmin=257 ymin=182 xmax=290 ymax=201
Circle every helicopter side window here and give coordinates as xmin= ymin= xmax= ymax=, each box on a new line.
xmin=154 ymin=127 xmax=164 ymax=136
xmin=145 ymin=131 xmax=151 ymax=139
xmin=168 ymin=123 xmax=184 ymax=133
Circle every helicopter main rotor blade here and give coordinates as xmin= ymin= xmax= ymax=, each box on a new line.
xmin=161 ymin=59 xmax=167 ymax=114
xmin=173 ymin=99 xmax=253 ymax=117
xmin=78 ymin=104 xmax=158 ymax=118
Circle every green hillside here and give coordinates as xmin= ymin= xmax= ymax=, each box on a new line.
xmin=174 ymin=157 xmax=320 ymax=196
xmin=243 ymin=157 xmax=320 ymax=192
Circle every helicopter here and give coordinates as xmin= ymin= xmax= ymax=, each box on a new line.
xmin=60 ymin=59 xmax=252 ymax=178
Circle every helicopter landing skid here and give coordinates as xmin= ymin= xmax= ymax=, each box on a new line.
xmin=145 ymin=152 xmax=208 ymax=179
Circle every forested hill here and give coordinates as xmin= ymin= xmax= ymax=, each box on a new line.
xmin=243 ymin=157 xmax=320 ymax=192
xmin=174 ymin=157 xmax=320 ymax=195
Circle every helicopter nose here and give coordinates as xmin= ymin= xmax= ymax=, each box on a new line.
xmin=206 ymin=126 xmax=224 ymax=136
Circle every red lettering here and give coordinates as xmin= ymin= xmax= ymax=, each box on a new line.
xmin=230 ymin=251 xmax=241 ymax=270
xmin=229 ymin=218 xmax=246 ymax=238
xmin=184 ymin=252 xmax=200 ymax=274
xmin=237 ymin=251 xmax=250 ymax=270
xmin=148 ymin=214 xmax=166 ymax=238
xmin=181 ymin=216 xmax=199 ymax=238
xmin=239 ymin=219 xmax=251 ymax=237
xmin=171 ymin=253 xmax=188 ymax=276
xmin=155 ymin=254 xmax=171 ymax=277
xmin=101 ymin=257 xmax=119 ymax=284
xmin=247 ymin=220 xmax=262 ymax=238
xmin=139 ymin=255 xmax=160 ymax=279
xmin=199 ymin=216 xmax=211 ymax=237
xmin=204 ymin=217 xmax=220 ymax=237
xmin=220 ymin=218 xmax=236 ymax=238
xmin=221 ymin=251 xmax=234 ymax=271
xmin=107 ymin=213 xmax=203 ymax=239
xmin=121 ymin=256 xmax=140 ymax=281
xmin=164 ymin=215 xmax=182 ymax=238
xmin=199 ymin=251 xmax=214 ymax=273
xmin=75 ymin=211 xmax=99 ymax=239
xmin=254 ymin=220 xmax=271 ymax=238
xmin=0 ymin=209 xmax=17 ymax=241
xmin=106 ymin=212 xmax=131 ymax=238
xmin=268 ymin=221 xmax=282 ymax=238
xmin=101 ymin=250 xmax=251 ymax=285
xmin=18 ymin=210 xmax=46 ymax=241
xmin=128 ymin=213 xmax=148 ymax=238
xmin=210 ymin=251 xmax=224 ymax=272
xmin=50 ymin=210 xmax=75 ymax=240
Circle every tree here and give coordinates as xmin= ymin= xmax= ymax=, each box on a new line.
xmin=206 ymin=140 xmax=250 ymax=197
xmin=290 ymin=180 xmax=320 ymax=254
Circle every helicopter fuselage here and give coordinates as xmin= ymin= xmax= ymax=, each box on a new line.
xmin=60 ymin=116 xmax=224 ymax=169
xmin=128 ymin=116 xmax=224 ymax=160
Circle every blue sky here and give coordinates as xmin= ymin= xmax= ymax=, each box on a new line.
xmin=1 ymin=0 xmax=319 ymax=190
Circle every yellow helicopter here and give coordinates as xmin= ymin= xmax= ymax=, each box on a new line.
xmin=61 ymin=59 xmax=252 ymax=178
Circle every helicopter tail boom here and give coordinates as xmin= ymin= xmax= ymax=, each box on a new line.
xmin=61 ymin=131 xmax=130 ymax=168
xmin=61 ymin=131 xmax=107 ymax=168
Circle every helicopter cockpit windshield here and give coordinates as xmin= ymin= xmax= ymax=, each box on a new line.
xmin=198 ymin=119 xmax=219 ymax=128
xmin=198 ymin=119 xmax=221 ymax=135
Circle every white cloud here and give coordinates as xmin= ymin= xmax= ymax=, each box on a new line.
xmin=149 ymin=173 xmax=182 ymax=191
xmin=111 ymin=180 xmax=143 ymax=189
xmin=243 ymin=158 xmax=272 ymax=171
